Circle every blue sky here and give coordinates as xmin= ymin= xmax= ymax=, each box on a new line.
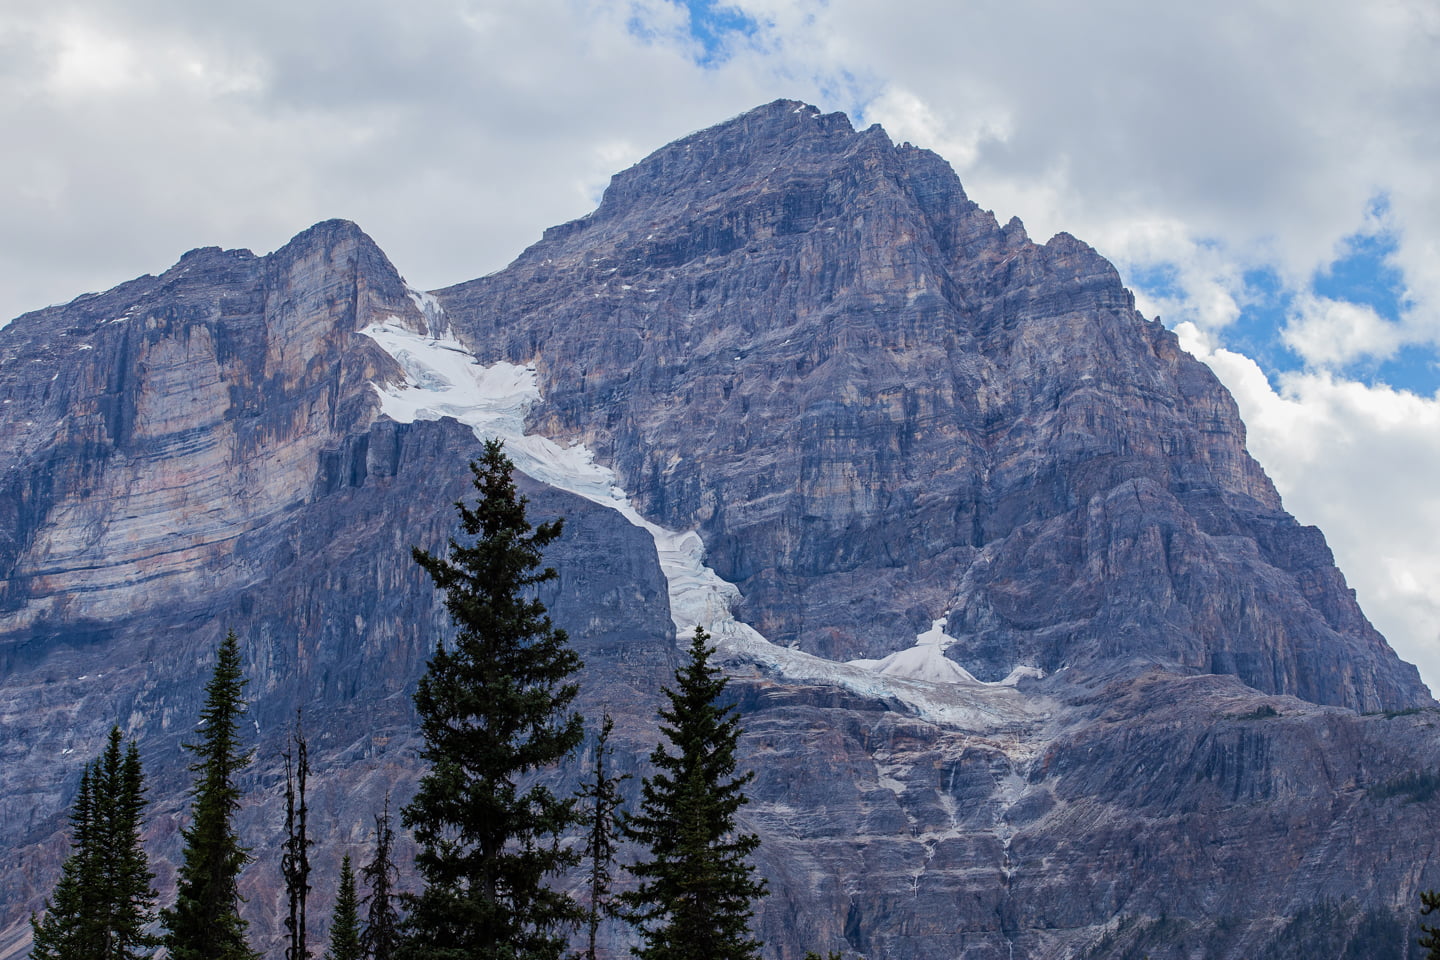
xmin=0 ymin=0 xmax=1436 ymax=689
xmin=670 ymin=0 xmax=760 ymax=66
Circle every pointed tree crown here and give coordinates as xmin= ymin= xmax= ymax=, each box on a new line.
xmin=621 ymin=626 xmax=767 ymax=960
xmin=401 ymin=439 xmax=585 ymax=960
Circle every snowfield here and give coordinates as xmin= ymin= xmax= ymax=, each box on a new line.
xmin=361 ymin=312 xmax=1046 ymax=730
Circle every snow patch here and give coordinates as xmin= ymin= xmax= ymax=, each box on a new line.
xmin=358 ymin=323 xmax=1043 ymax=730
xmin=850 ymin=618 xmax=1044 ymax=688
xmin=359 ymin=320 xmax=735 ymax=635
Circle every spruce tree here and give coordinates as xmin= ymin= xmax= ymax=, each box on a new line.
xmin=283 ymin=713 xmax=313 ymax=960
xmin=325 ymin=856 xmax=364 ymax=960
xmin=360 ymin=798 xmax=401 ymax=960
xmin=578 ymin=713 xmax=629 ymax=960
xmin=100 ymin=731 xmax=159 ymax=959
xmin=31 ymin=764 xmax=102 ymax=960
xmin=400 ymin=439 xmax=585 ymax=960
xmin=621 ymin=626 xmax=767 ymax=960
xmin=31 ymin=727 xmax=157 ymax=960
xmin=161 ymin=630 xmax=259 ymax=960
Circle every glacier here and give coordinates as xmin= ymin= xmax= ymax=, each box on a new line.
xmin=360 ymin=316 xmax=1046 ymax=731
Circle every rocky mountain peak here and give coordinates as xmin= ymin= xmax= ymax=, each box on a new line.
xmin=591 ymin=100 xmax=861 ymax=216
xmin=438 ymin=102 xmax=1426 ymax=714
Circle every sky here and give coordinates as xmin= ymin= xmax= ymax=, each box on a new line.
xmin=1 ymin=0 xmax=1437 ymax=693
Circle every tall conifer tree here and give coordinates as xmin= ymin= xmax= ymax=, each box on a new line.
xmin=282 ymin=712 xmax=313 ymax=960
xmin=31 ymin=764 xmax=101 ymax=960
xmin=401 ymin=439 xmax=585 ymax=960
xmin=578 ymin=713 xmax=629 ymax=960
xmin=360 ymin=797 xmax=401 ymax=960
xmin=621 ymin=626 xmax=767 ymax=960
xmin=31 ymin=727 xmax=157 ymax=960
xmin=99 ymin=731 xmax=158 ymax=959
xmin=161 ymin=630 xmax=259 ymax=960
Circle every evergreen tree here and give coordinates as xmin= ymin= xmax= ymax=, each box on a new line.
xmin=283 ymin=712 xmax=314 ymax=960
xmin=161 ymin=630 xmax=259 ymax=960
xmin=578 ymin=713 xmax=629 ymax=960
xmin=1421 ymin=890 xmax=1440 ymax=959
xmin=31 ymin=727 xmax=157 ymax=960
xmin=100 ymin=731 xmax=159 ymax=960
xmin=325 ymin=856 xmax=364 ymax=960
xmin=360 ymin=797 xmax=401 ymax=960
xmin=620 ymin=626 xmax=767 ymax=960
xmin=31 ymin=765 xmax=102 ymax=960
xmin=400 ymin=439 xmax=586 ymax=960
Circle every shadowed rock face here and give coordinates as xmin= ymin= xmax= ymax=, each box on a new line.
xmin=1 ymin=101 xmax=1439 ymax=960
xmin=436 ymin=99 xmax=1425 ymax=714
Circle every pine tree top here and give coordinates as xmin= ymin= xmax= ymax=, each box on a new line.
xmin=401 ymin=440 xmax=586 ymax=960
xmin=621 ymin=626 xmax=767 ymax=960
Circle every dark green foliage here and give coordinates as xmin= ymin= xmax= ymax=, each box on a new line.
xmin=31 ymin=766 xmax=98 ymax=960
xmin=1365 ymin=707 xmax=1425 ymax=719
xmin=401 ymin=440 xmax=586 ymax=960
xmin=283 ymin=713 xmax=314 ymax=960
xmin=1368 ymin=771 xmax=1440 ymax=804
xmin=360 ymin=797 xmax=402 ymax=960
xmin=1233 ymin=703 xmax=1280 ymax=720
xmin=31 ymin=727 xmax=157 ymax=960
xmin=578 ymin=713 xmax=629 ymax=960
xmin=1421 ymin=890 xmax=1440 ymax=960
xmin=161 ymin=630 xmax=259 ymax=960
xmin=621 ymin=626 xmax=767 ymax=960
xmin=326 ymin=856 xmax=364 ymax=960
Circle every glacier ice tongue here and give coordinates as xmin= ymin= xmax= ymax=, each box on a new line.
xmin=360 ymin=322 xmax=1043 ymax=730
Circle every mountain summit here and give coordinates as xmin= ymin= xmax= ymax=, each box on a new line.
xmin=1 ymin=101 xmax=1437 ymax=960
xmin=439 ymin=99 xmax=1426 ymax=712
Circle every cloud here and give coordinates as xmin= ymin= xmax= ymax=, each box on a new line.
xmin=0 ymin=0 xmax=775 ymax=320
xmin=1178 ymin=322 xmax=1440 ymax=693
xmin=3 ymin=1 xmax=1437 ymax=349
xmin=730 ymin=0 xmax=1440 ymax=365
xmin=1282 ymin=293 xmax=1404 ymax=368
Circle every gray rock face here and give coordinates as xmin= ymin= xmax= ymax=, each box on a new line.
xmin=1 ymin=101 xmax=1439 ymax=960
xmin=0 ymin=223 xmax=675 ymax=958
xmin=436 ymin=99 xmax=1424 ymax=714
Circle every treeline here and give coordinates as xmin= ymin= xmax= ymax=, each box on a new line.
xmin=29 ymin=440 xmax=770 ymax=960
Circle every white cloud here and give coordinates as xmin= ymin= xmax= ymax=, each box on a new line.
xmin=1282 ymin=293 xmax=1405 ymax=368
xmin=0 ymin=0 xmax=777 ymax=319
xmin=726 ymin=0 xmax=1440 ymax=357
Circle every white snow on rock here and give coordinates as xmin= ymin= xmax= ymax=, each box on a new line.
xmin=359 ymin=319 xmax=1045 ymax=730
xmin=850 ymin=618 xmax=1045 ymax=688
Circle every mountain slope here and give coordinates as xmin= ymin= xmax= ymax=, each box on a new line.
xmin=1 ymin=101 xmax=1437 ymax=960
xmin=437 ymin=99 xmax=1424 ymax=713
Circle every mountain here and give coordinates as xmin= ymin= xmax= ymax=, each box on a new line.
xmin=2 ymin=100 xmax=1438 ymax=960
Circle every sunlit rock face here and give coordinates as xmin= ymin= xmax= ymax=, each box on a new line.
xmin=1 ymin=102 xmax=1439 ymax=960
